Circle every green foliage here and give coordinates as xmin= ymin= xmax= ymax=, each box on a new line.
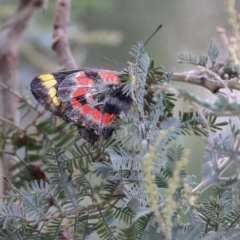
xmin=207 ymin=41 xmax=219 ymax=65
xmin=179 ymin=111 xmax=227 ymax=136
xmin=178 ymin=53 xmax=208 ymax=66
xmin=1 ymin=38 xmax=240 ymax=240
xmin=178 ymin=41 xmax=219 ymax=67
xmin=178 ymin=90 xmax=240 ymax=116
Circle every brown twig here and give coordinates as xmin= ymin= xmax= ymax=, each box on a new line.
xmin=0 ymin=6 xmax=34 ymax=31
xmin=172 ymin=72 xmax=240 ymax=93
xmin=42 ymin=0 xmax=49 ymax=12
xmin=52 ymin=0 xmax=77 ymax=70
xmin=0 ymin=0 xmax=43 ymax=194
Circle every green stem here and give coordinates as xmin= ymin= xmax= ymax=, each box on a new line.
xmin=0 ymin=82 xmax=40 ymax=112
xmin=0 ymin=116 xmax=24 ymax=131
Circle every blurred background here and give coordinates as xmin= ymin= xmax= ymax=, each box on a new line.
xmin=0 ymin=0 xmax=240 ymax=197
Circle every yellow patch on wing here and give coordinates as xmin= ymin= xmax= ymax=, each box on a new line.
xmin=38 ymin=74 xmax=55 ymax=81
xmin=37 ymin=73 xmax=64 ymax=113
xmin=42 ymin=79 xmax=57 ymax=89
xmin=48 ymin=88 xmax=57 ymax=98
xmin=52 ymin=96 xmax=61 ymax=106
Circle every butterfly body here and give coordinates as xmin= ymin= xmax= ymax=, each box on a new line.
xmin=30 ymin=68 xmax=132 ymax=145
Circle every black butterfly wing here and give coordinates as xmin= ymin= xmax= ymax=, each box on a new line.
xmin=31 ymin=69 xmax=132 ymax=145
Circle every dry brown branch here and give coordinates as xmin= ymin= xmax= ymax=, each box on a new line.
xmin=42 ymin=0 xmax=49 ymax=12
xmin=0 ymin=7 xmax=32 ymax=31
xmin=49 ymin=3 xmax=78 ymax=235
xmin=0 ymin=0 xmax=43 ymax=194
xmin=52 ymin=0 xmax=77 ymax=69
xmin=172 ymin=72 xmax=240 ymax=93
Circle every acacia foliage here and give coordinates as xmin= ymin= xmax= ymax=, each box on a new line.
xmin=1 ymin=40 xmax=240 ymax=240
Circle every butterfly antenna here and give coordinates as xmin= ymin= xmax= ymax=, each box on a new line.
xmin=103 ymin=56 xmax=126 ymax=68
xmin=144 ymin=24 xmax=162 ymax=46
xmin=104 ymin=25 xmax=162 ymax=66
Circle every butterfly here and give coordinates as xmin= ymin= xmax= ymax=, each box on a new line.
xmin=30 ymin=68 xmax=132 ymax=145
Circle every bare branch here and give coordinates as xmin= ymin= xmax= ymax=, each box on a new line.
xmin=0 ymin=0 xmax=43 ymax=194
xmin=172 ymin=72 xmax=240 ymax=93
xmin=42 ymin=0 xmax=49 ymax=12
xmin=0 ymin=9 xmax=29 ymax=31
xmin=52 ymin=0 xmax=77 ymax=69
xmin=192 ymin=179 xmax=214 ymax=194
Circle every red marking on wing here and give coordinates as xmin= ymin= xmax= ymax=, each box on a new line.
xmin=91 ymin=108 xmax=102 ymax=122
xmin=71 ymin=98 xmax=82 ymax=108
xmin=72 ymin=88 xmax=86 ymax=97
xmin=102 ymin=113 xmax=116 ymax=126
xmin=76 ymin=75 xmax=95 ymax=87
xmin=99 ymin=71 xmax=121 ymax=85
xmin=80 ymin=105 xmax=92 ymax=115
xmin=77 ymin=71 xmax=87 ymax=78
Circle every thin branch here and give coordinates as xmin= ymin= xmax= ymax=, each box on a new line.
xmin=218 ymin=135 xmax=240 ymax=174
xmin=52 ymin=0 xmax=77 ymax=69
xmin=218 ymin=157 xmax=232 ymax=173
xmin=20 ymin=107 xmax=31 ymax=122
xmin=23 ymin=110 xmax=46 ymax=132
xmin=98 ymin=207 xmax=116 ymax=240
xmin=159 ymin=81 xmax=240 ymax=194
xmin=192 ymin=180 xmax=214 ymax=194
xmin=193 ymin=152 xmax=239 ymax=194
xmin=191 ymin=103 xmax=219 ymax=170
xmin=0 ymin=151 xmax=15 ymax=155
xmin=42 ymin=0 xmax=49 ymax=12
xmin=202 ymin=66 xmax=240 ymax=124
xmin=0 ymin=3 xmax=37 ymax=31
xmin=0 ymin=117 xmax=24 ymax=131
xmin=0 ymin=0 xmax=43 ymax=194
xmin=172 ymin=72 xmax=240 ymax=93
xmin=207 ymin=111 xmax=240 ymax=117
xmin=159 ymin=82 xmax=240 ymax=118
xmin=32 ymin=121 xmax=54 ymax=143
xmin=0 ymin=82 xmax=39 ymax=112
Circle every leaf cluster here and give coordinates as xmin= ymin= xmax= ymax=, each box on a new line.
xmin=1 ymin=41 xmax=240 ymax=240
